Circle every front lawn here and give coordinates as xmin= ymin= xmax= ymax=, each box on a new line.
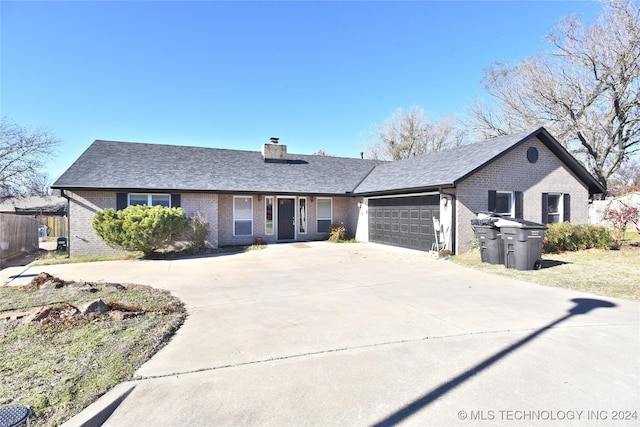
xmin=0 ymin=275 xmax=186 ymax=426
xmin=450 ymin=239 xmax=640 ymax=300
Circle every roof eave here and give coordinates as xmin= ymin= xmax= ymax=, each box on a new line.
xmin=354 ymin=183 xmax=455 ymax=198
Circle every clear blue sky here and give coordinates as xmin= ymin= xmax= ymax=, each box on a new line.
xmin=1 ymin=1 xmax=601 ymax=183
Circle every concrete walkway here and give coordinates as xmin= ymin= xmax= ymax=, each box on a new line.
xmin=3 ymin=242 xmax=638 ymax=426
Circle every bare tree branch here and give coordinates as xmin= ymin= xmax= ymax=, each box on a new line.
xmin=0 ymin=117 xmax=60 ymax=200
xmin=464 ymin=0 xmax=639 ymax=193
xmin=361 ymin=106 xmax=466 ymax=160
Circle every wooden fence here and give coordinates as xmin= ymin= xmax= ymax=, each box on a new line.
xmin=44 ymin=216 xmax=68 ymax=239
xmin=0 ymin=213 xmax=39 ymax=267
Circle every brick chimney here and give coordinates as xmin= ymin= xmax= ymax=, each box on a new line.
xmin=262 ymin=137 xmax=287 ymax=162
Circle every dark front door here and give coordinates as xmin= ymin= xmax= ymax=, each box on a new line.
xmin=278 ymin=198 xmax=295 ymax=240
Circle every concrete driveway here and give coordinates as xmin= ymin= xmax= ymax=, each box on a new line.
xmin=4 ymin=242 xmax=639 ymax=426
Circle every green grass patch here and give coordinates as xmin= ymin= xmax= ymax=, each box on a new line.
xmin=0 ymin=279 xmax=186 ymax=426
xmin=623 ymin=230 xmax=640 ymax=244
xmin=32 ymin=251 xmax=144 ymax=266
xmin=451 ymin=245 xmax=640 ymax=300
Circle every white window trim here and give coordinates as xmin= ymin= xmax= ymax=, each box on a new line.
xmin=316 ymin=197 xmax=332 ymax=233
xmin=128 ymin=193 xmax=171 ymax=207
xmin=299 ymin=197 xmax=307 ymax=234
xmin=233 ymin=196 xmax=253 ymax=236
xmin=496 ymin=191 xmax=514 ymax=217
xmin=265 ymin=196 xmax=274 ymax=235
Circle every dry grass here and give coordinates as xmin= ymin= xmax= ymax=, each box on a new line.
xmin=0 ymin=277 xmax=186 ymax=426
xmin=451 ymin=240 xmax=640 ymax=301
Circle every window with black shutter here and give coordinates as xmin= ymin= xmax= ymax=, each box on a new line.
xmin=542 ymin=193 xmax=570 ymax=223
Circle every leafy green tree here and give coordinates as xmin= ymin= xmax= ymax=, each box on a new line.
xmin=93 ymin=205 xmax=190 ymax=257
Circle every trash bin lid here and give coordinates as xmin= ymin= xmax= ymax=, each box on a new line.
xmin=495 ymin=217 xmax=546 ymax=228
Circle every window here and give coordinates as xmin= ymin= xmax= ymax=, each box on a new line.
xmin=265 ymin=197 xmax=274 ymax=235
xmin=299 ymin=198 xmax=307 ymax=234
xmin=542 ymin=193 xmax=570 ymax=224
xmin=234 ymin=196 xmax=253 ymax=236
xmin=128 ymin=194 xmax=171 ymax=207
xmin=317 ymin=198 xmax=332 ymax=233
xmin=494 ymin=191 xmax=514 ymax=217
xmin=547 ymin=194 xmax=562 ymax=223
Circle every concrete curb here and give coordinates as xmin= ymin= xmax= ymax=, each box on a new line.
xmin=61 ymin=383 xmax=136 ymax=427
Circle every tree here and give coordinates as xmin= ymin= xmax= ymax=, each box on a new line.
xmin=93 ymin=205 xmax=191 ymax=257
xmin=314 ymin=150 xmax=333 ymax=156
xmin=362 ymin=106 xmax=466 ymax=160
xmin=607 ymin=158 xmax=640 ymax=196
xmin=465 ymin=0 xmax=639 ymax=194
xmin=0 ymin=117 xmax=60 ymax=200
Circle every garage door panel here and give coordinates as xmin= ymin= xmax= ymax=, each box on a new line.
xmin=369 ymin=196 xmax=440 ymax=251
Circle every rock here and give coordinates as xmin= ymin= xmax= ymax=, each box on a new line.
xmin=108 ymin=310 xmax=142 ymax=321
xmin=68 ymin=283 xmax=98 ymax=292
xmin=20 ymin=306 xmax=52 ymax=324
xmin=103 ymin=282 xmax=126 ymax=291
xmin=32 ymin=306 xmax=52 ymax=321
xmin=80 ymin=299 xmax=109 ymax=316
xmin=40 ymin=279 xmax=65 ymax=290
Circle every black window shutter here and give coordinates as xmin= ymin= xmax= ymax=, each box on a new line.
xmin=541 ymin=193 xmax=549 ymax=224
xmin=116 ymin=193 xmax=127 ymax=210
xmin=171 ymin=194 xmax=181 ymax=208
xmin=563 ymin=193 xmax=571 ymax=222
xmin=488 ymin=190 xmax=497 ymax=212
xmin=515 ymin=191 xmax=523 ymax=218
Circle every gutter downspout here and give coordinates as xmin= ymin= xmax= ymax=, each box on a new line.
xmin=60 ymin=189 xmax=71 ymax=258
xmin=438 ymin=187 xmax=457 ymax=255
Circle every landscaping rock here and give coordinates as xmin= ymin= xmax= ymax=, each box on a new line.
xmin=68 ymin=282 xmax=98 ymax=293
xmin=80 ymin=299 xmax=109 ymax=316
xmin=108 ymin=310 xmax=143 ymax=321
xmin=104 ymin=283 xmax=126 ymax=291
xmin=40 ymin=279 xmax=65 ymax=290
xmin=31 ymin=306 xmax=52 ymax=322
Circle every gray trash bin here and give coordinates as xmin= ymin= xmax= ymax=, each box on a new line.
xmin=471 ymin=213 xmax=506 ymax=265
xmin=472 ymin=225 xmax=504 ymax=265
xmin=495 ymin=218 xmax=547 ymax=271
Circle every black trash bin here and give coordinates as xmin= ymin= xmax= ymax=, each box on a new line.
xmin=495 ymin=218 xmax=547 ymax=271
xmin=471 ymin=213 xmax=504 ymax=265
xmin=472 ymin=225 xmax=504 ymax=265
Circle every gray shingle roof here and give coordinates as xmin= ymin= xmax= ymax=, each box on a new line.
xmin=52 ymin=128 xmax=604 ymax=196
xmin=354 ymin=129 xmax=537 ymax=194
xmin=354 ymin=128 xmax=604 ymax=195
xmin=52 ymin=141 xmax=380 ymax=195
xmin=0 ymin=196 xmax=67 ymax=214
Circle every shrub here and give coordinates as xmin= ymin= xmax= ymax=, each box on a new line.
xmin=604 ymin=206 xmax=639 ymax=246
xmin=93 ymin=205 xmax=190 ymax=257
xmin=542 ymin=223 xmax=614 ymax=253
xmin=327 ymin=222 xmax=348 ymax=242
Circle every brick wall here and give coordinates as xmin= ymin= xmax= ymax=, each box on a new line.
xmin=181 ymin=193 xmax=219 ymax=248
xmin=67 ymin=191 xmax=122 ymax=257
xmin=456 ymin=136 xmax=590 ymax=252
xmin=68 ymin=191 xmax=221 ymax=256
xmin=217 ymin=194 xmax=359 ymax=246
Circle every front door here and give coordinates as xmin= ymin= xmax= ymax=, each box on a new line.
xmin=278 ymin=198 xmax=295 ymax=240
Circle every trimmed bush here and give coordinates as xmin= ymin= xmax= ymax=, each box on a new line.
xmin=542 ymin=223 xmax=614 ymax=253
xmin=93 ymin=205 xmax=190 ymax=257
